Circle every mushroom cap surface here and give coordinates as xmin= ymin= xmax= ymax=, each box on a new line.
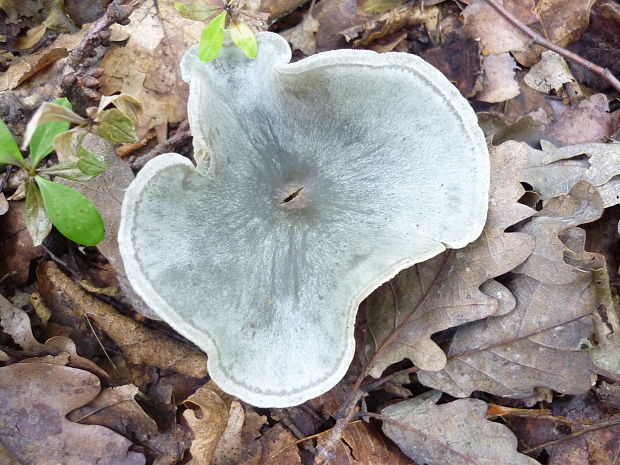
xmin=119 ymin=32 xmax=489 ymax=407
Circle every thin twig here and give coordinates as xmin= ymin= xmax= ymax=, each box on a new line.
xmin=315 ymin=251 xmax=453 ymax=463
xmin=481 ymin=0 xmax=620 ymax=92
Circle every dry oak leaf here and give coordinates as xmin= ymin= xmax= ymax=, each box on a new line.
xmin=364 ymin=140 xmax=535 ymax=376
xmin=36 ymin=260 xmax=208 ymax=378
xmin=183 ymin=380 xmax=234 ymax=465
xmin=463 ymin=0 xmax=535 ymax=54
xmin=418 ymin=182 xmax=607 ymax=398
xmin=0 ymin=362 xmax=145 ymax=465
xmin=0 ymin=293 xmax=107 ymax=376
xmin=381 ymin=390 xmax=540 ymax=465
xmin=477 ymin=52 xmax=521 ymax=103
xmin=548 ymin=93 xmax=620 ymax=145
xmin=536 ymin=0 xmax=597 ymax=47
xmin=524 ymin=50 xmax=575 ymax=93
xmin=212 ymin=403 xmax=266 ymax=465
xmin=519 ymin=140 xmax=620 ymax=210
xmin=100 ymin=0 xmax=203 ymax=139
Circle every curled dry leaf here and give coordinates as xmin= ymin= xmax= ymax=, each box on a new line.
xmin=519 ymin=140 xmax=620 ymax=208
xmin=100 ymin=1 xmax=203 ymax=139
xmin=364 ymin=141 xmax=534 ymax=375
xmin=36 ymin=261 xmax=208 ymax=378
xmin=477 ymin=52 xmax=521 ymax=103
xmin=183 ymin=381 xmax=234 ymax=465
xmin=418 ymin=182 xmax=607 ymax=398
xmin=0 ymin=362 xmax=146 ymax=465
xmin=524 ymin=51 xmax=575 ymax=93
xmin=280 ymin=12 xmax=320 ymax=55
xmin=381 ymin=390 xmax=539 ymax=465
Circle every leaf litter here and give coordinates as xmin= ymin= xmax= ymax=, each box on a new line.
xmin=2 ymin=0 xmax=620 ymax=464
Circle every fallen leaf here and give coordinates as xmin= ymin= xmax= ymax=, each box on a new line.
xmin=381 ymin=390 xmax=539 ymax=465
xmin=332 ymin=421 xmax=412 ymax=465
xmin=0 ymin=362 xmax=146 ymax=465
xmin=100 ymin=1 xmax=203 ymax=139
xmin=477 ymin=52 xmax=521 ymax=103
xmin=183 ymin=381 xmax=234 ymax=465
xmin=311 ymin=0 xmax=368 ymax=51
xmin=15 ymin=24 xmax=47 ymax=50
xmin=418 ymin=182 xmax=607 ymax=398
xmin=536 ymin=0 xmax=596 ymax=46
xmin=463 ymin=0 xmax=535 ymax=54
xmin=548 ymin=94 xmax=620 ymax=145
xmin=67 ymin=384 xmax=159 ymax=444
xmin=364 ymin=141 xmax=535 ymax=375
xmin=478 ymin=112 xmax=546 ymax=147
xmin=519 ymin=140 xmax=620 ymax=208
xmin=254 ymin=423 xmax=302 ymax=465
xmin=36 ymin=260 xmax=209 ymax=377
xmin=212 ymin=404 xmax=266 ymax=465
xmin=524 ymin=50 xmax=575 ymax=93
xmin=280 ymin=12 xmax=320 ymax=55
xmin=257 ymin=0 xmax=309 ymax=20
xmin=0 ymin=193 xmax=8 ymax=215
xmin=0 ymin=201 xmax=44 ymax=285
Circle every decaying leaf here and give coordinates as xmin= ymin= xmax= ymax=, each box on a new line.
xmin=183 ymin=381 xmax=234 ymax=465
xmin=364 ymin=141 xmax=535 ymax=375
xmin=477 ymin=52 xmax=521 ymax=103
xmin=212 ymin=404 xmax=265 ymax=465
xmin=280 ymin=12 xmax=320 ymax=55
xmin=548 ymin=93 xmax=620 ymax=145
xmin=36 ymin=261 xmax=208 ymax=377
xmin=332 ymin=421 xmax=412 ymax=465
xmin=536 ymin=0 xmax=597 ymax=46
xmin=524 ymin=51 xmax=575 ymax=93
xmin=418 ymin=182 xmax=607 ymax=398
xmin=0 ymin=362 xmax=146 ymax=465
xmin=381 ymin=390 xmax=539 ymax=465
xmin=100 ymin=1 xmax=203 ymax=139
xmin=478 ymin=112 xmax=546 ymax=147
xmin=519 ymin=140 xmax=620 ymax=208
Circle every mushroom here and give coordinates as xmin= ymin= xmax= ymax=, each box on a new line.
xmin=119 ymin=32 xmax=489 ymax=407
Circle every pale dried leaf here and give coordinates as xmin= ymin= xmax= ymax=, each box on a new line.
xmin=477 ymin=52 xmax=521 ymax=103
xmin=536 ymin=0 xmax=597 ymax=46
xmin=524 ymin=51 xmax=575 ymax=93
xmin=280 ymin=12 xmax=320 ymax=55
xmin=365 ymin=141 xmax=535 ymax=375
xmin=36 ymin=261 xmax=208 ymax=377
xmin=0 ymin=193 xmax=7 ymax=215
xmin=15 ymin=24 xmax=47 ymax=49
xmin=519 ymin=140 xmax=620 ymax=209
xmin=183 ymin=381 xmax=234 ymax=465
xmin=0 ymin=362 xmax=146 ymax=465
xmin=212 ymin=404 xmax=266 ymax=465
xmin=418 ymin=183 xmax=606 ymax=398
xmin=382 ymin=390 xmax=539 ymax=465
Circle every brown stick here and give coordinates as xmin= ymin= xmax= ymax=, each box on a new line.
xmin=481 ymin=0 xmax=620 ymax=93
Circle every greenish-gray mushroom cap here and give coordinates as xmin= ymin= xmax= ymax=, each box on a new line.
xmin=118 ymin=32 xmax=490 ymax=407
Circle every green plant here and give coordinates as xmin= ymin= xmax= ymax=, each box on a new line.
xmin=174 ymin=0 xmax=269 ymax=62
xmin=0 ymin=95 xmax=141 ymax=246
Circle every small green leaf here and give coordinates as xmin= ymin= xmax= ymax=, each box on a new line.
xmin=76 ymin=144 xmax=106 ymax=177
xmin=96 ymin=108 xmax=138 ymax=143
xmin=29 ymin=98 xmax=73 ymax=169
xmin=174 ymin=1 xmax=220 ymax=21
xmin=0 ymin=120 xmax=25 ymax=167
xmin=24 ymin=179 xmax=52 ymax=246
xmin=230 ymin=21 xmax=257 ymax=59
xmin=35 ymin=176 xmax=105 ymax=245
xmin=198 ymin=10 xmax=227 ymax=62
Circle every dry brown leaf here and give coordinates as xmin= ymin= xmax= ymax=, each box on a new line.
xmin=536 ymin=0 xmax=596 ymax=47
xmin=15 ymin=24 xmax=47 ymax=49
xmin=418 ymin=182 xmax=606 ymax=398
xmin=0 ymin=293 xmax=108 ymax=376
xmin=212 ymin=404 xmax=266 ymax=465
xmin=280 ymin=12 xmax=320 ymax=55
xmin=311 ymin=0 xmax=369 ymax=51
xmin=0 ymin=193 xmax=8 ymax=215
xmin=519 ymin=140 xmax=620 ymax=208
xmin=100 ymin=1 xmax=203 ymax=139
xmin=332 ymin=421 xmax=412 ymax=465
xmin=67 ymin=384 xmax=159 ymax=444
xmin=463 ymin=0 xmax=534 ymax=54
xmin=477 ymin=52 xmax=521 ymax=103
xmin=524 ymin=50 xmax=575 ymax=93
xmin=0 ymin=362 xmax=146 ymax=465
xmin=257 ymin=0 xmax=308 ymax=20
xmin=36 ymin=261 xmax=208 ymax=378
xmin=255 ymin=423 xmax=302 ymax=465
xmin=478 ymin=112 xmax=546 ymax=147
xmin=183 ymin=381 xmax=234 ymax=465
xmin=0 ymin=201 xmax=44 ymax=285
xmin=364 ymin=141 xmax=535 ymax=375
xmin=548 ymin=94 xmax=620 ymax=145
xmin=0 ymin=26 xmax=87 ymax=91
xmin=382 ymin=390 xmax=539 ymax=465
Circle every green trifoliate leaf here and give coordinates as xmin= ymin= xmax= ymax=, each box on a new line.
xmin=24 ymin=179 xmax=52 ymax=246
xmin=198 ymin=10 xmax=227 ymax=62
xmin=174 ymin=1 xmax=220 ymax=21
xmin=0 ymin=120 xmax=25 ymax=167
xmin=29 ymin=98 xmax=74 ymax=169
xmin=35 ymin=176 xmax=105 ymax=245
xmin=96 ymin=108 xmax=138 ymax=143
xmin=230 ymin=21 xmax=257 ymax=59
xmin=76 ymin=144 xmax=106 ymax=177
